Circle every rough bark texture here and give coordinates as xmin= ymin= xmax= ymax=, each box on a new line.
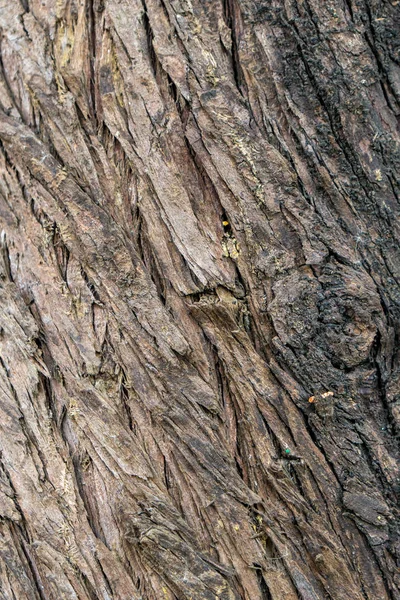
xmin=0 ymin=1 xmax=399 ymax=599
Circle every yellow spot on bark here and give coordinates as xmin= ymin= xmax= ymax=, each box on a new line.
xmin=222 ymin=236 xmax=240 ymax=259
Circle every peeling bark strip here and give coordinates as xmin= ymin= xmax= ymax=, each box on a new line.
xmin=0 ymin=0 xmax=399 ymax=598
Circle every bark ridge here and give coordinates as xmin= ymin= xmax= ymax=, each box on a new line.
xmin=0 ymin=1 xmax=399 ymax=599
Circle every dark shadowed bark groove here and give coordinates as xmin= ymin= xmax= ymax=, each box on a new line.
xmin=0 ymin=1 xmax=399 ymax=599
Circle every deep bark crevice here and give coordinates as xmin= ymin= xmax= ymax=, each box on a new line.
xmin=0 ymin=1 xmax=398 ymax=598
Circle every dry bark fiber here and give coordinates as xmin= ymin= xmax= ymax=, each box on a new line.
xmin=0 ymin=0 xmax=399 ymax=599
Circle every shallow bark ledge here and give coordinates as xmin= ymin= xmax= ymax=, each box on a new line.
xmin=0 ymin=1 xmax=399 ymax=599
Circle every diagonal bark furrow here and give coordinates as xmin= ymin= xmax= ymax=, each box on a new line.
xmin=0 ymin=1 xmax=398 ymax=599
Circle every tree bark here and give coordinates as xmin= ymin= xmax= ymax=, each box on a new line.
xmin=0 ymin=0 xmax=399 ymax=598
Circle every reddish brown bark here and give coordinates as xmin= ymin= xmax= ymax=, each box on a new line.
xmin=0 ymin=1 xmax=399 ymax=599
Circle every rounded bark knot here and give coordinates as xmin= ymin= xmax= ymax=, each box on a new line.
xmin=268 ymin=262 xmax=382 ymax=372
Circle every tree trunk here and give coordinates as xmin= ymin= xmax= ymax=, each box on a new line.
xmin=0 ymin=1 xmax=399 ymax=598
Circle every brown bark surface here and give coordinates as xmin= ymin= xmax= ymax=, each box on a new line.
xmin=0 ymin=1 xmax=399 ymax=598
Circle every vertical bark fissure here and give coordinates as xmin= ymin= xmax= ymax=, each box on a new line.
xmin=0 ymin=1 xmax=398 ymax=598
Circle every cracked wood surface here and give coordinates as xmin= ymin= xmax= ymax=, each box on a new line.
xmin=0 ymin=0 xmax=399 ymax=599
